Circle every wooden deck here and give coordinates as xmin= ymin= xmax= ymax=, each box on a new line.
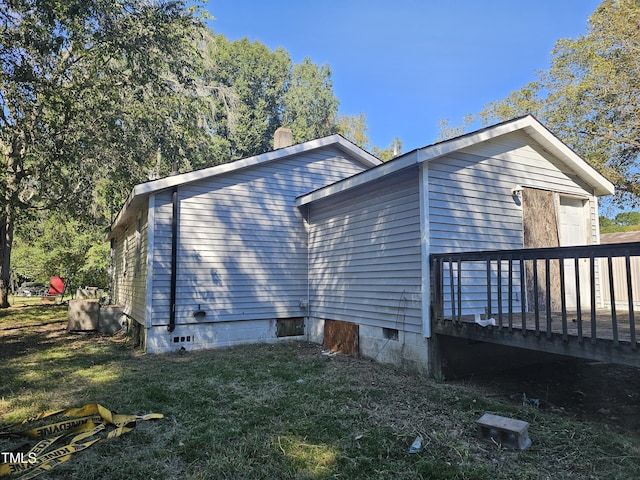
xmin=430 ymin=242 xmax=640 ymax=368
xmin=432 ymin=310 xmax=640 ymax=368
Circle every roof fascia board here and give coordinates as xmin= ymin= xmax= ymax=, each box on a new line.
xmin=522 ymin=124 xmax=614 ymax=196
xmin=295 ymin=151 xmax=417 ymax=207
xmin=416 ymin=116 xmax=536 ymax=162
xmin=135 ymin=135 xmax=379 ymax=198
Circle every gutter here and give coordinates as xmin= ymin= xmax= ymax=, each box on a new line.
xmin=168 ymin=187 xmax=178 ymax=333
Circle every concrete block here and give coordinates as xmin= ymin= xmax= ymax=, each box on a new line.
xmin=67 ymin=299 xmax=99 ymax=331
xmin=99 ymin=305 xmax=125 ymax=335
xmin=477 ymin=413 xmax=531 ymax=450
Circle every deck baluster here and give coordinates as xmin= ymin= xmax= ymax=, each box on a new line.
xmin=457 ymin=259 xmax=462 ymax=324
xmin=486 ymin=259 xmax=492 ymax=319
xmin=559 ymin=257 xmax=568 ymax=342
xmin=520 ymin=257 xmax=526 ymax=336
xmin=575 ymin=256 xmax=583 ymax=344
xmin=625 ymin=253 xmax=636 ymax=350
xmin=431 ymin=257 xmax=443 ymax=322
xmin=590 ymin=255 xmax=597 ymax=344
xmin=508 ymin=259 xmax=514 ymax=332
xmin=608 ymin=255 xmax=619 ymax=346
xmin=497 ymin=257 xmax=503 ymax=329
xmin=448 ymin=258 xmax=455 ymax=322
xmin=545 ymin=257 xmax=552 ymax=339
xmin=533 ymin=260 xmax=540 ymax=337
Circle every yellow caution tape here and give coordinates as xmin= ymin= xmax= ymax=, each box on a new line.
xmin=0 ymin=404 xmax=162 ymax=478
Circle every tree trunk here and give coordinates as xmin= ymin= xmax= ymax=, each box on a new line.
xmin=0 ymin=213 xmax=14 ymax=308
xmin=2 ymin=134 xmax=25 ymax=308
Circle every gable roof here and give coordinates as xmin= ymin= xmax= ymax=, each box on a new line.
xmin=108 ymin=134 xmax=380 ymax=238
xmin=295 ymin=115 xmax=615 ymax=207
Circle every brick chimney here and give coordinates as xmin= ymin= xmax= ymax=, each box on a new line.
xmin=274 ymin=127 xmax=293 ymax=149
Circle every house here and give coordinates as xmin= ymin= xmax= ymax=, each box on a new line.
xmin=107 ymin=132 xmax=380 ymax=352
xmin=108 ymin=115 xmax=614 ymax=373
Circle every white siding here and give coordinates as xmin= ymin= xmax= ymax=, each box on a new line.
xmin=308 ymin=168 xmax=423 ymax=334
xmin=601 ymin=256 xmax=640 ymax=310
xmin=429 ymin=131 xmax=600 ymax=315
xmin=111 ymin=208 xmax=148 ymax=322
xmin=149 ymin=146 xmax=367 ymax=328
xmin=148 ymin=190 xmax=174 ymax=326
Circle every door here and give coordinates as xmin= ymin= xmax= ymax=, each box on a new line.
xmin=522 ymin=187 xmax=561 ymax=312
xmin=559 ymin=196 xmax=591 ymax=310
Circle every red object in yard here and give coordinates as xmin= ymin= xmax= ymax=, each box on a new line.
xmin=49 ymin=276 xmax=64 ymax=295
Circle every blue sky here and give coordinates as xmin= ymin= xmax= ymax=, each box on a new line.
xmin=204 ymin=1 xmax=602 ymax=153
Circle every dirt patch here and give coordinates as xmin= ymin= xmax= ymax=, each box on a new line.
xmin=0 ymin=319 xmax=131 ymax=361
xmin=296 ymin=341 xmax=640 ymax=436
xmin=452 ymin=358 xmax=640 ymax=435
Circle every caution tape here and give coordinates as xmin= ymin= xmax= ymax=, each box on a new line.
xmin=0 ymin=403 xmax=163 ymax=478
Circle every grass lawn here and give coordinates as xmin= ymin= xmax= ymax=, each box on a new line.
xmin=2 ymin=305 xmax=640 ymax=479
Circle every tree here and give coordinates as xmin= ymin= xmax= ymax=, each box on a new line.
xmin=372 ymin=137 xmax=403 ymax=162
xmin=436 ymin=115 xmax=476 ymax=143
xmin=0 ymin=0 xmax=209 ymax=307
xmin=459 ymin=0 xmax=640 ymax=206
xmin=335 ymin=113 xmax=370 ymax=150
xmin=206 ymin=36 xmax=290 ymax=158
xmin=12 ymin=213 xmax=109 ymax=291
xmin=599 ymin=211 xmax=640 ymax=233
xmin=282 ymin=57 xmax=339 ymax=144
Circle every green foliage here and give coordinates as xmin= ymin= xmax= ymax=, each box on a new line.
xmin=12 ymin=213 xmax=109 ymax=289
xmin=436 ymin=115 xmax=476 ymax=143
xmin=372 ymin=137 xmax=403 ymax=161
xmin=335 ymin=113 xmax=370 ymax=150
xmin=0 ymin=0 xmax=213 ymax=305
xmin=282 ymin=57 xmax=339 ymax=143
xmin=1 ymin=0 xmax=213 ymax=220
xmin=448 ymin=0 xmax=640 ymax=206
xmin=615 ymin=211 xmax=640 ymax=227
xmin=599 ymin=211 xmax=640 ymax=233
xmin=198 ymin=36 xmax=349 ymax=158
xmin=206 ymin=36 xmax=291 ymax=158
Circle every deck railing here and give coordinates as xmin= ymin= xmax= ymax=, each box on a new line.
xmin=431 ymin=242 xmax=640 ymax=348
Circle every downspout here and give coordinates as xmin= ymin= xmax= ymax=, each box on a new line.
xmin=168 ymin=186 xmax=178 ymax=333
